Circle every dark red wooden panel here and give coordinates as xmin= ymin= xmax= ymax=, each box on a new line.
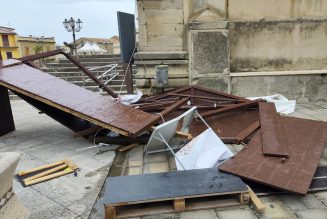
xmin=220 ymin=116 xmax=327 ymax=195
xmin=0 ymin=62 xmax=152 ymax=137
xmin=259 ymin=102 xmax=289 ymax=157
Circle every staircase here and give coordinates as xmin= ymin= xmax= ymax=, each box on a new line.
xmin=9 ymin=54 xmax=136 ymax=99
xmin=41 ymin=54 xmax=136 ymax=96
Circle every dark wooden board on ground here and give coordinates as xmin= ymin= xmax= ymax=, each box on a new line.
xmin=104 ymin=168 xmax=248 ymax=205
xmin=0 ymin=61 xmax=153 ymax=137
xmin=259 ymin=102 xmax=289 ymax=157
xmin=220 ymin=116 xmax=327 ymax=195
xmin=104 ymin=168 xmax=249 ymax=219
xmin=246 ymin=166 xmax=327 ymax=195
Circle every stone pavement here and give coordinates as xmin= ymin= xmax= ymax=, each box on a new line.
xmin=1 ymin=100 xmax=327 ymax=219
xmin=0 ymin=100 xmax=116 ymax=219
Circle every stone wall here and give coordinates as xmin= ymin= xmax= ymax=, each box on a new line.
xmin=230 ymin=19 xmax=327 ymax=72
xmin=228 ymin=0 xmax=327 ymax=21
xmin=135 ymin=0 xmax=327 ymax=101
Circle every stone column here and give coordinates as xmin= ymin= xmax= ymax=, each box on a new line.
xmin=134 ymin=0 xmax=189 ymax=92
xmin=186 ymin=0 xmax=230 ymax=92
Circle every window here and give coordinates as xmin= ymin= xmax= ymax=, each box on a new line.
xmin=24 ymin=47 xmax=30 ymax=56
xmin=2 ymin=35 xmax=9 ymax=47
xmin=6 ymin=52 xmax=12 ymax=59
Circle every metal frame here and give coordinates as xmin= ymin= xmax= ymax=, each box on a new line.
xmin=17 ymin=49 xmax=118 ymax=98
xmin=145 ymin=108 xmax=211 ymax=171
xmin=85 ymin=64 xmax=119 ymax=91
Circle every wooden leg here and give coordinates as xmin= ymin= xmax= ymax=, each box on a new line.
xmin=174 ymin=199 xmax=186 ymax=211
xmin=0 ymin=86 xmax=15 ymax=136
xmin=105 ymin=206 xmax=117 ymax=219
xmin=247 ymin=186 xmax=265 ymax=213
xmin=239 ymin=192 xmax=250 ymax=204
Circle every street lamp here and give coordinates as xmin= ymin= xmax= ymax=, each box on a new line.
xmin=63 ymin=17 xmax=82 ymax=55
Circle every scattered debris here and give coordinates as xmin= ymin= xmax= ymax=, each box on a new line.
xmin=2 ymin=50 xmax=327 ymax=217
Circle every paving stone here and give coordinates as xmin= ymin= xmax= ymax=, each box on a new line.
xmin=17 ymin=188 xmax=65 ymax=219
xmin=294 ymin=208 xmax=327 ymax=219
xmin=128 ymin=160 xmax=143 ymax=167
xmin=168 ymin=155 xmax=177 ymax=171
xmin=142 ymin=213 xmax=179 ymax=219
xmin=260 ymin=201 xmax=296 ymax=219
xmin=55 ymin=209 xmax=79 ymax=219
xmin=232 ymin=144 xmax=244 ymax=153
xmin=279 ymin=194 xmax=326 ymax=210
xmin=1 ymin=100 xmax=113 ymax=219
xmin=314 ymin=191 xmax=327 ymax=202
xmin=318 ymin=146 xmax=327 ymax=166
xmin=216 ymin=208 xmax=257 ymax=219
xmin=127 ymin=145 xmax=144 ymax=162
xmin=144 ymin=153 xmax=168 ymax=162
xmin=148 ymin=162 xmax=169 ymax=173
xmin=180 ymin=209 xmax=218 ymax=219
xmin=127 ymin=166 xmax=143 ymax=175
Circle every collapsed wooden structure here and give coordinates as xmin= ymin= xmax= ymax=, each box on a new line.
xmin=1 ymin=50 xmax=327 ymax=218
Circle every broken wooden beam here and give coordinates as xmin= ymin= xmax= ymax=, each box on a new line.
xmin=259 ymin=102 xmax=289 ymax=157
xmin=201 ymin=100 xmax=262 ymax=118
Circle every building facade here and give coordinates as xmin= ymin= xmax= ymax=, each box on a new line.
xmin=0 ymin=26 xmax=20 ymax=60
xmin=135 ymin=0 xmax=327 ymax=102
xmin=18 ymin=36 xmax=56 ymax=57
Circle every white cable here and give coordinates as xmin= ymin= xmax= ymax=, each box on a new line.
xmin=153 ymin=112 xmax=165 ymax=123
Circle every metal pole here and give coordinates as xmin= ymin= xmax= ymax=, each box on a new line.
xmin=157 ymin=133 xmax=186 ymax=170
xmin=72 ymin=26 xmax=77 ymax=56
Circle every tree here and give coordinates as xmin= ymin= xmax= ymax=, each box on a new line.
xmin=32 ymin=45 xmax=43 ymax=54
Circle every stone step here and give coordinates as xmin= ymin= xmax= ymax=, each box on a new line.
xmin=75 ymin=54 xmax=121 ymax=59
xmin=68 ymin=79 xmax=136 ymax=86
xmin=82 ymin=84 xmax=137 ymax=93
xmin=44 ymin=71 xmax=136 ymax=78
xmin=55 ymin=74 xmax=135 ymax=81
xmin=46 ymin=62 xmax=121 ymax=68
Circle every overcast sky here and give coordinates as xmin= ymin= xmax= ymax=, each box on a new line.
xmin=0 ymin=0 xmax=135 ymax=45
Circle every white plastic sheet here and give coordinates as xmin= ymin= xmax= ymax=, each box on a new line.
xmin=247 ymin=94 xmax=296 ymax=115
xmin=118 ymin=90 xmax=143 ymax=105
xmin=175 ymin=128 xmax=233 ymax=170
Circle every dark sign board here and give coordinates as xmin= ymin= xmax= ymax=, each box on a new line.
xmin=117 ymin=11 xmax=136 ymax=62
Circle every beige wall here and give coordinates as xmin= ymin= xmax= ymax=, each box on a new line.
xmin=137 ymin=0 xmax=185 ymax=52
xmin=229 ymin=19 xmax=327 ymax=72
xmin=228 ymin=0 xmax=327 ymax=21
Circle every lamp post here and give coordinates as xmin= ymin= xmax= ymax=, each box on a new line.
xmin=63 ymin=17 xmax=82 ymax=55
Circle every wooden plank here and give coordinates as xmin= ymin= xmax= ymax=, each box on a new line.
xmin=118 ymin=143 xmax=140 ymax=152
xmin=132 ymin=98 xmax=188 ymax=137
xmin=23 ymin=164 xmax=67 ymax=182
xmin=0 ymin=63 xmax=153 ymax=137
xmin=175 ymin=131 xmax=193 ymax=140
xmin=105 ymin=193 xmax=247 ymax=219
xmin=259 ymin=102 xmax=289 ymax=157
xmin=220 ymin=116 xmax=327 ymax=195
xmin=24 ymin=168 xmax=75 ymax=186
xmin=104 ymin=168 xmax=248 ymax=206
xmin=247 ymin=186 xmax=265 ymax=213
xmin=18 ymin=160 xmax=65 ymax=176
xmin=201 ymin=100 xmax=261 ymax=118
xmin=173 ymin=199 xmax=185 ymax=211
xmin=73 ymin=126 xmax=101 ymax=138
xmin=235 ymin=120 xmax=260 ymax=144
